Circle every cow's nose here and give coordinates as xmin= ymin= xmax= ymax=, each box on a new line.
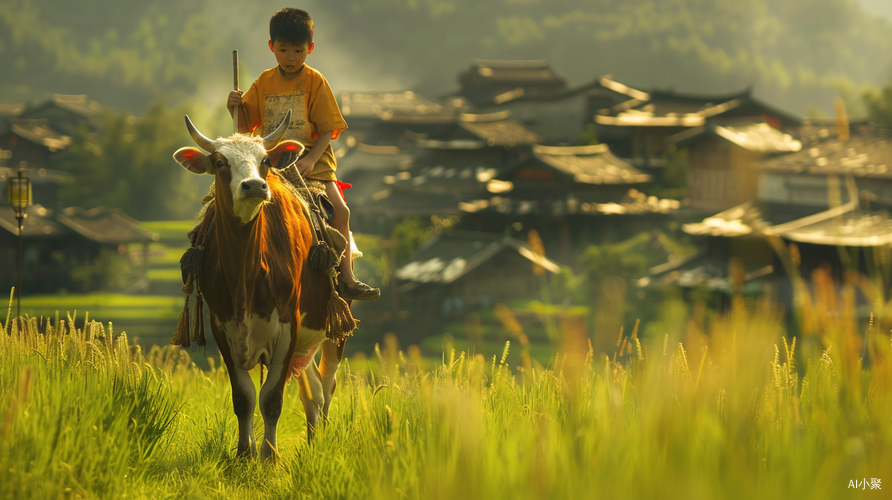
xmin=240 ymin=179 xmax=269 ymax=197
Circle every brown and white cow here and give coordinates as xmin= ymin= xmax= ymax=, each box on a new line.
xmin=174 ymin=112 xmax=342 ymax=459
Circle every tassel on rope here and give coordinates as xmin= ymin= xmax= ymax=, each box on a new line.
xmin=171 ymin=276 xmax=193 ymax=347
xmin=192 ymin=290 xmax=206 ymax=346
xmin=309 ymin=242 xmax=339 ymax=270
xmin=325 ymin=275 xmax=356 ymax=343
xmin=180 ymin=247 xmax=206 ymax=283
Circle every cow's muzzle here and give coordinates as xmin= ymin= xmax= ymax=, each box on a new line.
xmin=240 ymin=179 xmax=270 ymax=199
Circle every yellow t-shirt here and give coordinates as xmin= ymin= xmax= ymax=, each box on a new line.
xmin=242 ymin=64 xmax=347 ymax=181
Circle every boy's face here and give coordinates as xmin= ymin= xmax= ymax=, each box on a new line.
xmin=269 ymin=39 xmax=314 ymax=78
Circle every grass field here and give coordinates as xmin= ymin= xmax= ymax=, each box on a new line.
xmin=2 ymin=274 xmax=890 ymax=499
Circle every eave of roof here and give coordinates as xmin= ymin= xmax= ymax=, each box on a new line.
xmin=394 ymin=232 xmax=560 ymax=284
xmin=530 ymin=143 xmax=652 ymax=184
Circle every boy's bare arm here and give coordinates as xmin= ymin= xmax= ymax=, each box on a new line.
xmin=294 ymin=133 xmax=333 ymax=176
xmin=227 ymin=90 xmax=249 ymax=134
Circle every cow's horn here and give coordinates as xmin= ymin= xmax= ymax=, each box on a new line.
xmin=262 ymin=109 xmax=292 ymax=149
xmin=184 ymin=115 xmax=217 ymax=153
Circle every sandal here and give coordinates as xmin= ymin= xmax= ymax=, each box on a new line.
xmin=338 ymin=280 xmax=381 ymax=301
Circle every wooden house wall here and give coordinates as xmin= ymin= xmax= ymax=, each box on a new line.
xmin=632 ymin=126 xmax=688 ymax=164
xmin=687 ymin=140 xmax=762 ymax=210
xmin=757 ymin=172 xmax=833 ymax=208
xmin=0 ymin=137 xmax=51 ymax=170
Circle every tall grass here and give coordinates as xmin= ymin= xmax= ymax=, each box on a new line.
xmin=1 ymin=270 xmax=890 ymax=499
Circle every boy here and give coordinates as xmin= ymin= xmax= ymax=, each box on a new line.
xmin=227 ymin=8 xmax=379 ymax=301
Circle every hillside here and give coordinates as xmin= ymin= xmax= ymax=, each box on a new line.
xmin=1 ymin=0 xmax=891 ymax=115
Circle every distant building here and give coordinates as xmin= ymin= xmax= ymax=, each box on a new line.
xmin=339 ymin=90 xmax=465 ymax=148
xmin=668 ymin=122 xmax=802 ymax=211
xmin=394 ymin=231 xmax=561 ymax=315
xmin=0 ymin=94 xmax=101 ymax=209
xmin=446 ymin=60 xmax=571 ymax=108
xmin=594 ymin=86 xmax=801 ymax=166
xmin=0 ymin=204 xmax=155 ymax=293
xmin=643 ymin=124 xmax=892 ymax=317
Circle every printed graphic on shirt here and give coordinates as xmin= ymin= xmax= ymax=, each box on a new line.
xmin=264 ymin=93 xmax=309 ymax=142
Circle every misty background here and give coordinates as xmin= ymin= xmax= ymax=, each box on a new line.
xmin=3 ymin=0 xmax=892 ymax=117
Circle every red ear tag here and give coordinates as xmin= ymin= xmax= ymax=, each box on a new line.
xmin=183 ymin=151 xmax=196 ymax=158
xmin=285 ymin=144 xmax=298 ymax=151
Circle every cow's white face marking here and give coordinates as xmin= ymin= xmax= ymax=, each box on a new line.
xmin=216 ymin=135 xmax=270 ymax=224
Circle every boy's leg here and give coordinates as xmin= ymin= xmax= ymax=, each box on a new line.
xmin=323 ymin=180 xmax=380 ymax=301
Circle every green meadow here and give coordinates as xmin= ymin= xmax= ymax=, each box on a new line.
xmin=2 ymin=273 xmax=891 ymax=500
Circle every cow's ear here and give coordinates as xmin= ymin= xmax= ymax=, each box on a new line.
xmin=267 ymin=140 xmax=305 ymax=168
xmin=174 ymin=147 xmax=212 ymax=174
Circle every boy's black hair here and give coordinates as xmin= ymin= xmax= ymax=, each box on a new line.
xmin=269 ymin=8 xmax=314 ymax=46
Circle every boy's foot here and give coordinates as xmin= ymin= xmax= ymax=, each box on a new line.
xmin=338 ymin=280 xmax=380 ymax=301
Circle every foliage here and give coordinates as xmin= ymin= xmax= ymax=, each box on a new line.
xmin=390 ymin=215 xmax=459 ymax=267
xmin=70 ymin=247 xmax=141 ymax=292
xmin=661 ymin=145 xmax=689 ymax=192
xmin=352 ymin=233 xmax=392 ymax=288
xmin=579 ymin=241 xmax=648 ymax=287
xmin=335 ymin=0 xmax=892 ymax=114
xmin=0 ymin=0 xmax=224 ymax=109
xmin=1 ymin=277 xmax=891 ymax=499
xmin=54 ymin=100 xmax=211 ymax=220
xmin=863 ymin=78 xmax=892 ymax=127
xmin=2 ymin=0 xmax=892 ymax=114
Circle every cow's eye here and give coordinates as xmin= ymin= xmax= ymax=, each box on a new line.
xmin=216 ymin=160 xmax=225 ymax=168
xmin=261 ymin=157 xmax=271 ymax=166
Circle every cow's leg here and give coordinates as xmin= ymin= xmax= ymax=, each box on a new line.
xmin=318 ymin=339 xmax=342 ymax=425
xmin=258 ymin=322 xmax=296 ymax=460
xmin=211 ymin=318 xmax=257 ymax=457
xmin=297 ymin=360 xmax=324 ymax=442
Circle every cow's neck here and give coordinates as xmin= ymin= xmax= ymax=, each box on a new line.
xmin=213 ymin=185 xmax=268 ymax=323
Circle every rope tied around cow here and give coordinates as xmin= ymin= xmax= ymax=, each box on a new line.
xmin=278 ymin=159 xmax=357 ymax=344
xmin=170 ymin=152 xmax=356 ymax=348
xmin=170 ymin=214 xmax=215 ymax=349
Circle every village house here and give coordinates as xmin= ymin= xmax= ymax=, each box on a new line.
xmin=339 ymin=90 xmax=466 ymax=149
xmin=594 ymin=87 xmax=802 ymax=170
xmin=0 ymin=204 xmax=156 ymax=294
xmin=393 ymin=231 xmax=561 ymax=316
xmin=442 ymin=60 xmax=646 ymax=145
xmin=642 ymin=123 xmax=892 ymax=320
xmin=667 ymin=123 xmax=803 ymax=211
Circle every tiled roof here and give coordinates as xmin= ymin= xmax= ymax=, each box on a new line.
xmin=669 ymin=123 xmax=802 ymax=153
xmin=639 ymin=251 xmax=774 ymax=293
xmin=761 ymin=127 xmax=892 ymax=179
xmin=8 ymin=119 xmax=72 ymax=152
xmin=459 ymin=190 xmax=682 ymax=217
xmin=463 ymin=60 xmax=568 ymax=86
xmin=457 ymin=112 xmax=544 ymax=146
xmin=56 ymin=207 xmax=154 ymax=244
xmin=682 ymin=198 xmax=892 ymax=246
xmin=340 ymin=91 xmax=462 ymax=123
xmin=394 ymin=232 xmax=559 ymax=284
xmin=531 ymin=144 xmax=652 ymax=184
xmin=595 ymin=86 xmax=800 ymax=128
xmin=0 ymin=205 xmax=67 ymax=237
xmin=43 ymin=94 xmax=104 ymax=118
xmin=0 ymin=100 xmax=27 ymax=118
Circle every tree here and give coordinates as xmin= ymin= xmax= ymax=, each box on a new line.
xmin=863 ymin=80 xmax=892 ymax=127
xmin=55 ymin=100 xmax=211 ymax=220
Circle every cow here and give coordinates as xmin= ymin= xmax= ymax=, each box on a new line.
xmin=173 ymin=111 xmax=343 ymax=459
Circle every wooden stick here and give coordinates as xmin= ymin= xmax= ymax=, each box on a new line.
xmin=232 ymin=50 xmax=239 ymax=134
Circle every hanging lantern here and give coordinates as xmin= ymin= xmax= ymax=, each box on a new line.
xmin=7 ymin=167 xmax=31 ymax=212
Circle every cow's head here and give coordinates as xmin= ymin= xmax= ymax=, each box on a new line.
xmin=173 ymin=110 xmax=304 ymax=224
